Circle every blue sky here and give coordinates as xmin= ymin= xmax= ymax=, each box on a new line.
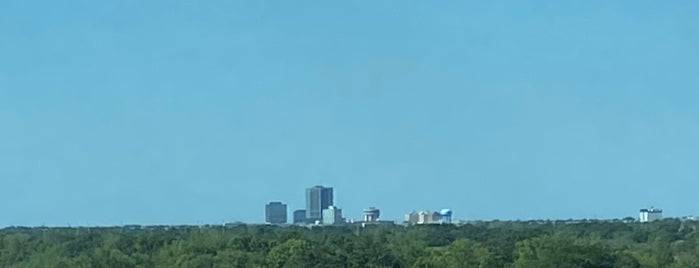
xmin=1 ymin=1 xmax=698 ymax=226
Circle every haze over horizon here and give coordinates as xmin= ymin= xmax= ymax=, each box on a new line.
xmin=1 ymin=1 xmax=698 ymax=226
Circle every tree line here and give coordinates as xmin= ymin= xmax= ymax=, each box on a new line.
xmin=1 ymin=218 xmax=698 ymax=267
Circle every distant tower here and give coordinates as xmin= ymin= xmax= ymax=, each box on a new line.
xmin=363 ymin=207 xmax=380 ymax=222
xmin=405 ymin=211 xmax=419 ymax=225
xmin=440 ymin=209 xmax=453 ymax=224
xmin=306 ymin=185 xmax=334 ymax=222
xmin=639 ymin=207 xmax=662 ymax=222
xmin=418 ymin=211 xmax=432 ymax=224
xmin=265 ymin=202 xmax=287 ymax=224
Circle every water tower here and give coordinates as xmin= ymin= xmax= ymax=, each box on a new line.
xmin=440 ymin=209 xmax=453 ymax=223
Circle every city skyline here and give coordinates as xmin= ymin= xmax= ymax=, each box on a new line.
xmin=263 ymin=184 xmax=671 ymax=226
xmin=1 ymin=1 xmax=697 ymax=226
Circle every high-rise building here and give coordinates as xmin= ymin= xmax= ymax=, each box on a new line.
xmin=306 ymin=185 xmax=333 ymax=222
xmin=265 ymin=202 xmax=287 ymax=224
xmin=405 ymin=211 xmax=419 ymax=225
xmin=418 ymin=211 xmax=432 ymax=224
xmin=639 ymin=207 xmax=662 ymax=222
xmin=293 ymin=209 xmax=307 ymax=224
xmin=322 ymin=206 xmax=344 ymax=225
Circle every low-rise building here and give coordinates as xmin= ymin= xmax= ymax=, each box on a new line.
xmin=322 ymin=206 xmax=344 ymax=225
xmin=363 ymin=207 xmax=380 ymax=222
xmin=293 ymin=209 xmax=307 ymax=224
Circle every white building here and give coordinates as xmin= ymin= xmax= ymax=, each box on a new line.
xmin=405 ymin=211 xmax=419 ymax=225
xmin=405 ymin=210 xmax=449 ymax=225
xmin=639 ymin=207 xmax=663 ymax=222
xmin=322 ymin=206 xmax=344 ymax=225
xmin=417 ymin=211 xmax=431 ymax=224
xmin=363 ymin=207 xmax=380 ymax=222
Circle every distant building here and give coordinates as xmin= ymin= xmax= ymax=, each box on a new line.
xmin=405 ymin=210 xmax=448 ymax=225
xmin=431 ymin=211 xmax=442 ymax=222
xmin=622 ymin=217 xmax=636 ymax=223
xmin=417 ymin=211 xmax=433 ymax=224
xmin=322 ymin=206 xmax=344 ymax=225
xmin=360 ymin=220 xmax=395 ymax=227
xmin=405 ymin=211 xmax=419 ymax=225
xmin=224 ymin=222 xmax=245 ymax=228
xmin=306 ymin=185 xmax=334 ymax=222
xmin=265 ymin=202 xmax=287 ymax=224
xmin=363 ymin=207 xmax=380 ymax=222
xmin=639 ymin=207 xmax=662 ymax=222
xmin=293 ymin=209 xmax=307 ymax=224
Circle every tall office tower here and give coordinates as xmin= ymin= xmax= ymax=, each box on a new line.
xmin=306 ymin=185 xmax=334 ymax=222
xmin=265 ymin=202 xmax=288 ymax=224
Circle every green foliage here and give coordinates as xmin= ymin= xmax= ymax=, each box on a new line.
xmin=1 ymin=219 xmax=698 ymax=267
xmin=512 ymin=233 xmax=615 ymax=268
xmin=265 ymin=238 xmax=311 ymax=268
xmin=414 ymin=238 xmax=491 ymax=268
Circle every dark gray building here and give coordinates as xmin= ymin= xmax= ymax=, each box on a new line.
xmin=293 ymin=209 xmax=307 ymax=224
xmin=265 ymin=202 xmax=287 ymax=224
xmin=306 ymin=185 xmax=333 ymax=222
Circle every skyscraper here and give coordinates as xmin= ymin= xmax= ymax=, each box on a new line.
xmin=306 ymin=185 xmax=333 ymax=222
xmin=265 ymin=202 xmax=287 ymax=224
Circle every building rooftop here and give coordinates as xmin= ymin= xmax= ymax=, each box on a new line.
xmin=640 ymin=207 xmax=663 ymax=213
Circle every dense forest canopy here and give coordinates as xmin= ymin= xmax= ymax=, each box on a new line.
xmin=1 ymin=219 xmax=698 ymax=267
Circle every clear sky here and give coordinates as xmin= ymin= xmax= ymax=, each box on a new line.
xmin=1 ymin=1 xmax=698 ymax=226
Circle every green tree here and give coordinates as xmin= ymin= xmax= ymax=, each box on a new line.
xmin=265 ymin=238 xmax=312 ymax=268
xmin=512 ymin=234 xmax=615 ymax=268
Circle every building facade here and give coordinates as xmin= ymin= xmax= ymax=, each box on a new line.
xmin=406 ymin=210 xmax=443 ymax=225
xmin=322 ymin=206 xmax=344 ymax=225
xmin=405 ymin=211 xmax=419 ymax=225
xmin=363 ymin=207 xmax=380 ymax=222
xmin=417 ymin=211 xmax=432 ymax=224
xmin=265 ymin=202 xmax=287 ymax=224
xmin=306 ymin=185 xmax=334 ymax=222
xmin=293 ymin=209 xmax=307 ymax=224
xmin=639 ymin=207 xmax=663 ymax=222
